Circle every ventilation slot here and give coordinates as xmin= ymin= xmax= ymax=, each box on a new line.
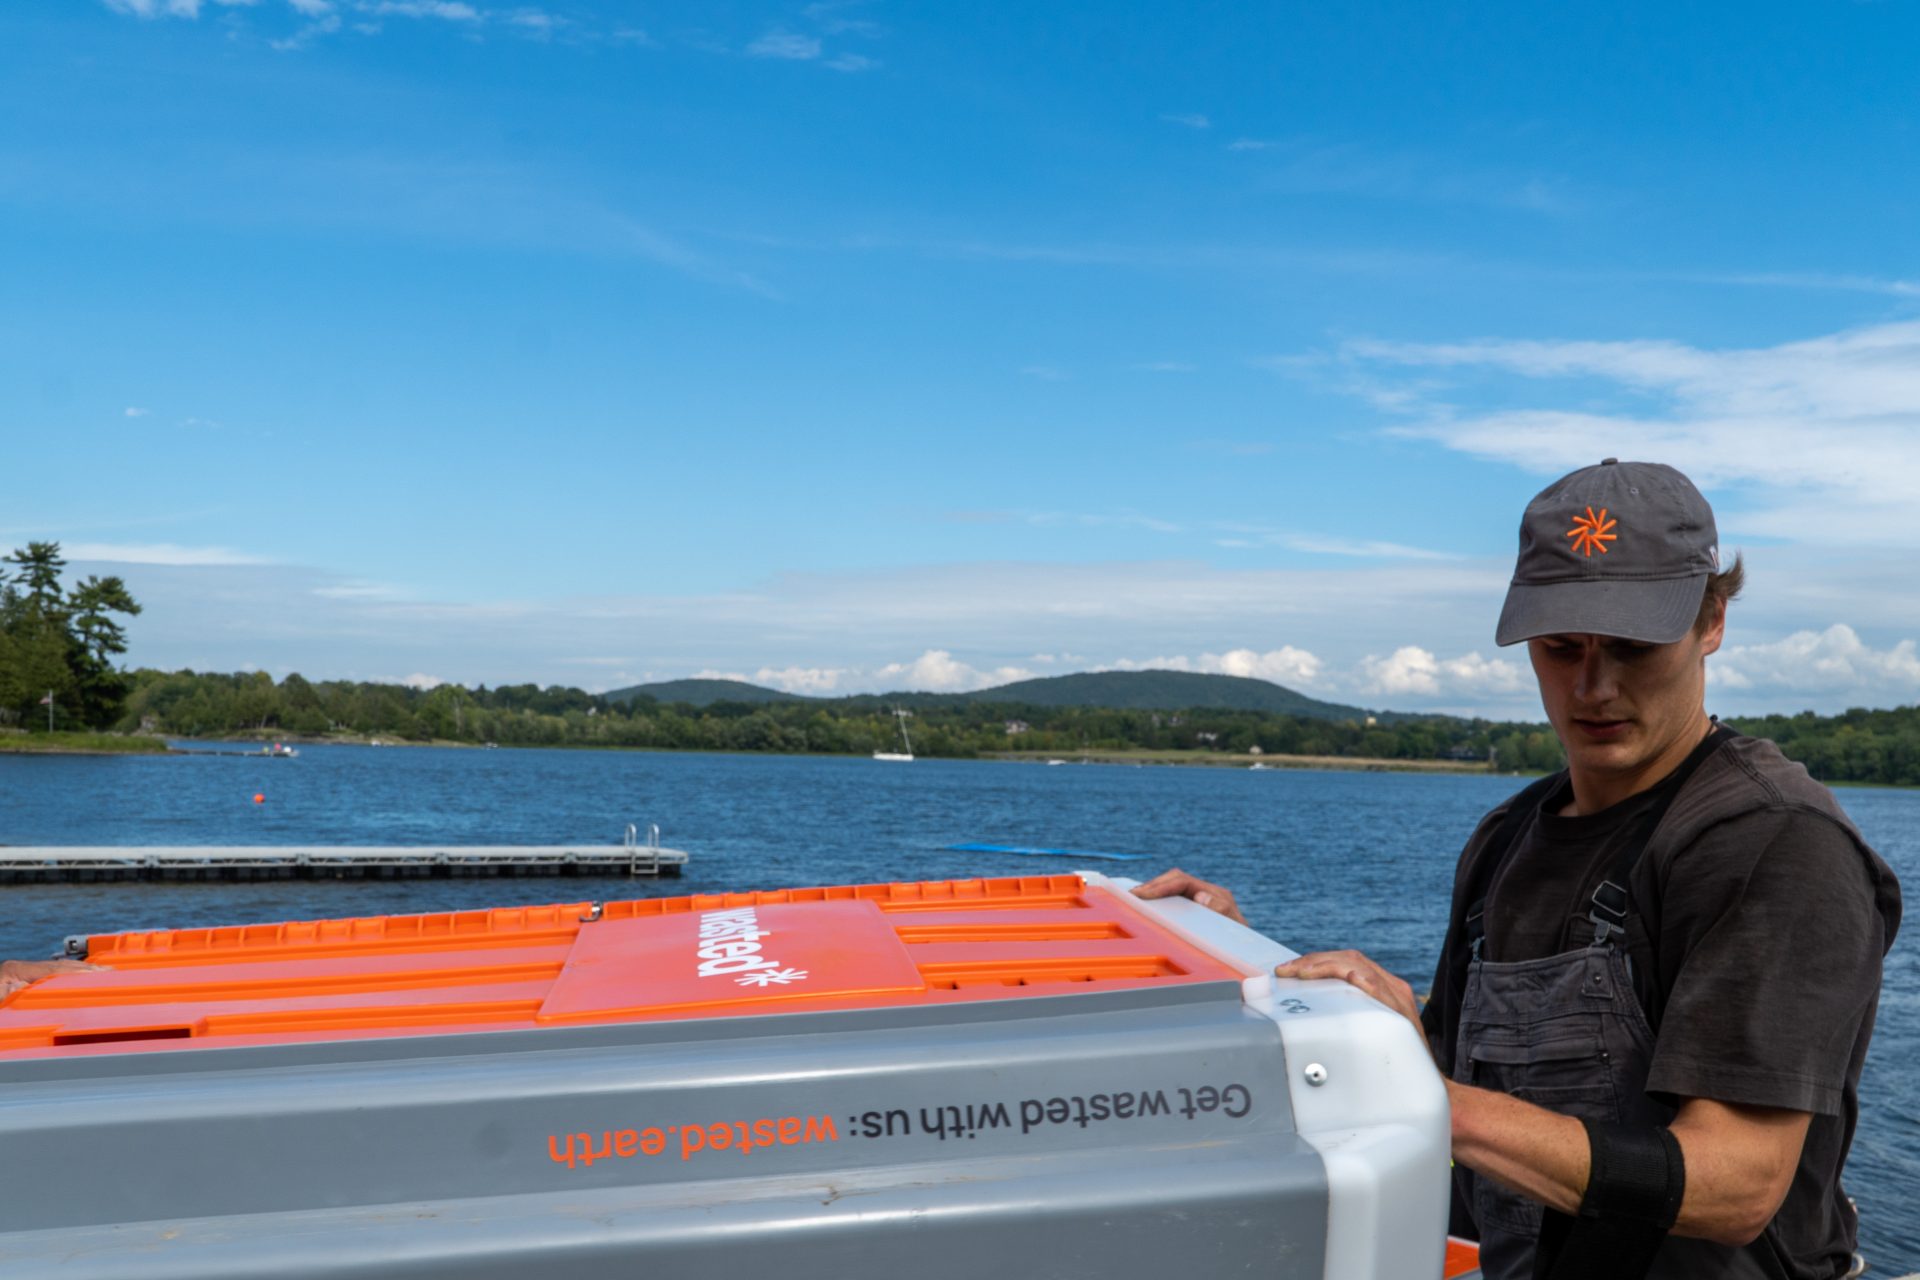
xmin=918 ymin=955 xmax=1184 ymax=990
xmin=52 ymin=1027 xmax=193 ymax=1046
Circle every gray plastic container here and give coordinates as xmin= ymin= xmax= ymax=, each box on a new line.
xmin=0 ymin=873 xmax=1450 ymax=1278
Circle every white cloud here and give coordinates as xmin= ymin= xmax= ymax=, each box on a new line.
xmin=1335 ymin=320 xmax=1920 ymax=547
xmin=64 ymin=542 xmax=270 ymax=566
xmin=288 ymin=0 xmax=332 ymax=14
xmin=873 ymin=650 xmax=1037 ymax=692
xmin=124 ymin=406 xmax=149 ymax=418
xmin=747 ymin=30 xmax=821 ymax=59
xmin=1161 ymin=113 xmax=1211 ymax=129
xmin=1710 ymin=625 xmax=1920 ymax=701
xmin=823 ymin=52 xmax=876 ymax=71
xmin=400 ymin=673 xmax=445 ymax=690
xmin=752 ymin=664 xmax=854 ymax=694
xmin=1354 ymin=646 xmax=1527 ymax=699
xmin=1209 ymin=645 xmax=1326 ymax=686
xmin=1019 ymin=364 xmax=1071 ymax=381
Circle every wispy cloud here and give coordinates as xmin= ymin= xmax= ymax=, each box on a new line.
xmin=1683 ymin=271 xmax=1920 ymax=298
xmin=103 ymin=0 xmax=205 ymax=17
xmin=747 ymin=30 xmax=822 ymax=60
xmin=362 ymin=0 xmax=478 ymax=20
xmin=123 ymin=406 xmax=150 ymax=418
xmin=1161 ymin=113 xmax=1211 ymax=130
xmin=1026 ymin=510 xmax=1185 ymax=535
xmin=802 ymin=1 xmax=882 ymax=37
xmin=1330 ymin=320 xmax=1920 ymax=546
xmin=65 ymin=541 xmax=270 ymax=566
xmin=1227 ymin=136 xmax=1579 ymax=214
xmin=270 ymin=11 xmax=340 ymax=49
xmin=1212 ymin=529 xmax=1465 ymax=561
xmin=505 ymin=7 xmax=563 ymax=37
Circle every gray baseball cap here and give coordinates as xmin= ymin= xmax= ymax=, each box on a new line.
xmin=1495 ymin=458 xmax=1720 ymax=646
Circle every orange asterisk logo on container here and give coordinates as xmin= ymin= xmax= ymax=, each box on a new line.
xmin=1567 ymin=506 xmax=1618 ymax=557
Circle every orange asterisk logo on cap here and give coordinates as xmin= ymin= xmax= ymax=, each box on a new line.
xmin=1567 ymin=506 xmax=1618 ymax=557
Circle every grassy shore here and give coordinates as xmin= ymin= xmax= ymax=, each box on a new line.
xmin=991 ymin=748 xmax=1501 ymax=775
xmin=0 ymin=731 xmax=172 ymax=755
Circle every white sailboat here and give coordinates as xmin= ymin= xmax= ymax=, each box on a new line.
xmin=873 ymin=707 xmax=914 ymax=762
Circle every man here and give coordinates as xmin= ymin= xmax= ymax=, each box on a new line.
xmin=1138 ymin=459 xmax=1901 ymax=1280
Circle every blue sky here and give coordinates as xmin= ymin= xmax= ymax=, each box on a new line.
xmin=6 ymin=0 xmax=1920 ymax=717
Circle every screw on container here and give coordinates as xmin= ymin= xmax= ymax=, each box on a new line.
xmin=1304 ymin=1063 xmax=1328 ymax=1087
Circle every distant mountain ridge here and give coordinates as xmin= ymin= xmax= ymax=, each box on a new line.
xmin=612 ymin=678 xmax=796 ymax=706
xmin=605 ymin=668 xmax=1389 ymax=722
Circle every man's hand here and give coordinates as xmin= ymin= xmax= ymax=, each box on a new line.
xmin=1131 ymin=867 xmax=1248 ymax=925
xmin=0 ymin=958 xmax=103 ymax=999
xmin=1274 ymin=949 xmax=1426 ymax=1046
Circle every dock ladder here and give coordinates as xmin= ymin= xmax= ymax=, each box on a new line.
xmin=624 ymin=823 xmax=662 ymax=876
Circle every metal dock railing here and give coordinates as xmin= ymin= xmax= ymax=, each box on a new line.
xmin=0 ymin=837 xmax=690 ymax=883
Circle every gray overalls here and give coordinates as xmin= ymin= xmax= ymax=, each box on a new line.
xmin=1450 ymin=727 xmax=1781 ymax=1280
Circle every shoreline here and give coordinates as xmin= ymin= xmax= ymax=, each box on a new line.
xmin=988 ymin=748 xmax=1501 ymax=774
xmin=0 ymin=733 xmax=171 ymax=757
xmin=10 ymin=733 xmax=1915 ymax=790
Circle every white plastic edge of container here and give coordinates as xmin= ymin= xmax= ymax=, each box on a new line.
xmin=1093 ymin=872 xmax=1451 ymax=1280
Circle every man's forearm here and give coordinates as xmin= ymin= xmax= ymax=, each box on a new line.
xmin=1446 ymin=1079 xmax=1591 ymax=1216
xmin=1448 ymin=1084 xmax=1809 ymax=1248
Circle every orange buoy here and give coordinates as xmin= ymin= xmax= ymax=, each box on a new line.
xmin=253 ymin=793 xmax=265 ymax=804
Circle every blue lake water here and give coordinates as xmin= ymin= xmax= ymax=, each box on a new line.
xmin=2 ymin=744 xmax=1915 ymax=1271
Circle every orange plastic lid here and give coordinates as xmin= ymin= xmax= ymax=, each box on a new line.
xmin=0 ymin=875 xmax=1247 ymax=1059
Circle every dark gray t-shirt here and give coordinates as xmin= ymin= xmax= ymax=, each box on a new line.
xmin=1423 ymin=734 xmax=1901 ymax=1279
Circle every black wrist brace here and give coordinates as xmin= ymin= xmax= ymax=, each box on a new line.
xmin=1533 ymin=1120 xmax=1685 ymax=1280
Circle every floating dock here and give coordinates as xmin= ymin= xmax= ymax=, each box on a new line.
xmin=0 ymin=843 xmax=689 ymax=883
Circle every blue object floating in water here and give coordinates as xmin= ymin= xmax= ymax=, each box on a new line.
xmin=946 ymin=842 xmax=1149 ymax=863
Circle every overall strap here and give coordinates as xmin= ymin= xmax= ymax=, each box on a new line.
xmin=1461 ymin=771 xmax=1565 ymax=965
xmin=1584 ymin=722 xmax=1735 ymax=947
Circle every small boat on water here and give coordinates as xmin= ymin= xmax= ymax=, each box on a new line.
xmin=261 ymin=742 xmax=297 ymax=758
xmin=0 ymin=871 xmax=1477 ymax=1279
xmin=872 ymin=706 xmax=914 ymax=761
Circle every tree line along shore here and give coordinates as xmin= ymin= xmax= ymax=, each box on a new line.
xmin=0 ymin=666 xmax=1914 ymax=788
xmin=4 ymin=540 xmax=1917 ymax=785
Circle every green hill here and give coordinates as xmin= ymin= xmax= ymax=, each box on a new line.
xmin=606 ymin=678 xmax=798 ymax=706
xmin=611 ymin=668 xmax=1387 ymax=722
xmin=961 ymin=669 xmax=1378 ymax=720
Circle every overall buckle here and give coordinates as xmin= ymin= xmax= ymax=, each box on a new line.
xmin=1588 ymin=880 xmax=1628 ymax=946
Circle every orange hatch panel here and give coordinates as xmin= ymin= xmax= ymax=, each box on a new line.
xmin=0 ymin=875 xmax=1248 ymax=1059
xmin=1443 ymin=1237 xmax=1482 ymax=1277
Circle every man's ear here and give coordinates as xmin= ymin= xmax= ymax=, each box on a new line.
xmin=1698 ymin=598 xmax=1727 ymax=657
